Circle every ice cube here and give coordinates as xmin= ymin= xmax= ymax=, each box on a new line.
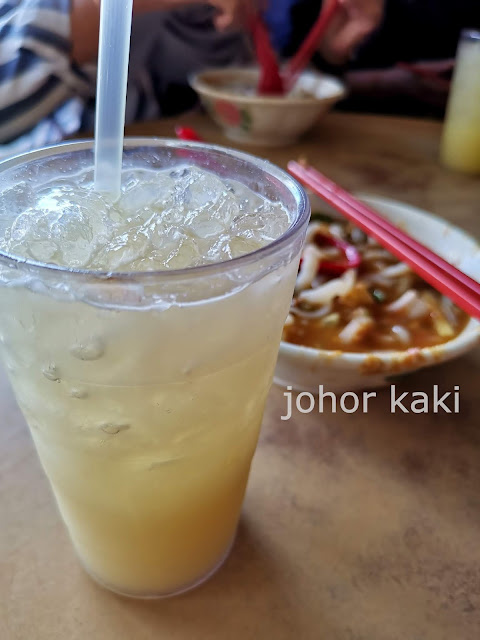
xmin=165 ymin=236 xmax=201 ymax=269
xmin=0 ymin=184 xmax=36 ymax=224
xmin=187 ymin=194 xmax=239 ymax=240
xmin=225 ymin=180 xmax=267 ymax=213
xmin=118 ymin=171 xmax=176 ymax=212
xmin=93 ymin=228 xmax=150 ymax=271
xmin=118 ymin=181 xmax=157 ymax=213
xmin=28 ymin=239 xmax=58 ymax=262
xmin=232 ymin=212 xmax=267 ymax=237
xmin=255 ymin=203 xmax=291 ymax=241
xmin=5 ymin=184 xmax=115 ymax=268
xmin=227 ymin=235 xmax=263 ymax=258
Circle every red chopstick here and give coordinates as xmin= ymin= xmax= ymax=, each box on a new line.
xmin=248 ymin=11 xmax=285 ymax=95
xmin=284 ymin=0 xmax=341 ymax=92
xmin=288 ymin=161 xmax=480 ymax=320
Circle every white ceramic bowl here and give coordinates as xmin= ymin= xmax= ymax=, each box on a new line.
xmin=190 ymin=67 xmax=346 ymax=147
xmin=275 ymin=195 xmax=480 ymax=393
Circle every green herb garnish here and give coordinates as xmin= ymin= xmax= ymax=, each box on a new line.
xmin=371 ymin=289 xmax=386 ymax=303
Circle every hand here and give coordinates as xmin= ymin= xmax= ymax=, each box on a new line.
xmin=319 ymin=0 xmax=384 ymax=65
xmin=207 ymin=0 xmax=251 ymax=30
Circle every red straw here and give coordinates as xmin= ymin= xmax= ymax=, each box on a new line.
xmin=288 ymin=161 xmax=480 ymax=320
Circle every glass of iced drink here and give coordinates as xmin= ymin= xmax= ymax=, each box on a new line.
xmin=440 ymin=29 xmax=480 ymax=174
xmin=0 ymin=139 xmax=309 ymax=598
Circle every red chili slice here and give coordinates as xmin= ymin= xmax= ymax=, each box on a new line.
xmin=314 ymin=232 xmax=362 ymax=275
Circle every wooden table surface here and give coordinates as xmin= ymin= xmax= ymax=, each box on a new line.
xmin=2 ymin=112 xmax=480 ymax=640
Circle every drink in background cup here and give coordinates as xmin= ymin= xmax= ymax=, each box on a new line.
xmin=440 ymin=30 xmax=480 ymax=174
xmin=0 ymin=140 xmax=309 ymax=597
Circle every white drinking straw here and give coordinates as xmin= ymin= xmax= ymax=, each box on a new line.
xmin=94 ymin=0 xmax=134 ymax=198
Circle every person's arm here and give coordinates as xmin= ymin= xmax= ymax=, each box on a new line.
xmin=0 ymin=0 xmax=92 ymax=144
xmin=71 ymin=0 xmax=101 ymax=65
xmin=345 ymin=61 xmax=454 ymax=110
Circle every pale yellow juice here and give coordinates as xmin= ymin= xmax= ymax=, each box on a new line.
xmin=0 ymin=278 xmax=291 ymax=595
xmin=441 ymin=30 xmax=480 ymax=174
xmin=0 ymin=141 xmax=308 ymax=596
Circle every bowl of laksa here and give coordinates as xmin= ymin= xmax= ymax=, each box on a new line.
xmin=275 ymin=195 xmax=480 ymax=392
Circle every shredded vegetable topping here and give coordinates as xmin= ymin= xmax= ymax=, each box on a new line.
xmin=283 ymin=216 xmax=469 ymax=352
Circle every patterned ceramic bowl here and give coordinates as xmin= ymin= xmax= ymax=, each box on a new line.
xmin=275 ymin=194 xmax=480 ymax=393
xmin=190 ymin=67 xmax=346 ymax=147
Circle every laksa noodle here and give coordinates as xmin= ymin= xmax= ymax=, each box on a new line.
xmin=282 ymin=213 xmax=470 ymax=353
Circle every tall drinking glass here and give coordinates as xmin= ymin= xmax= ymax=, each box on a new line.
xmin=0 ymin=140 xmax=309 ymax=598
xmin=440 ymin=29 xmax=480 ymax=174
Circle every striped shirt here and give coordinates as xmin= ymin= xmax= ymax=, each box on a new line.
xmin=0 ymin=2 xmax=250 ymax=159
